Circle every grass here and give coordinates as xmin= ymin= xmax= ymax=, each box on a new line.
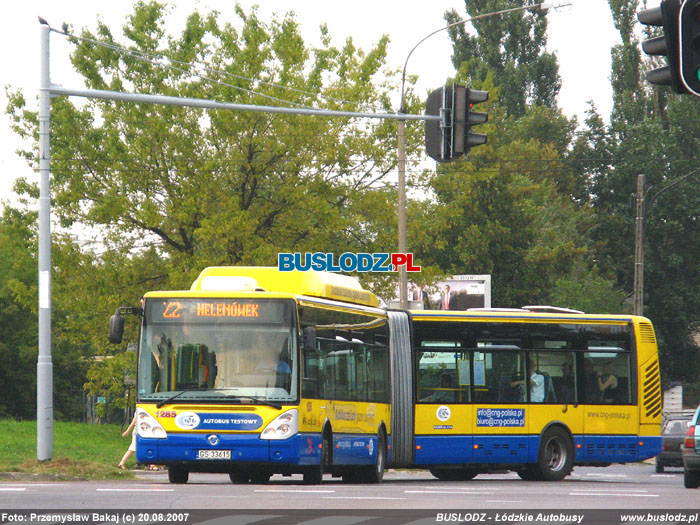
xmin=0 ymin=419 xmax=138 ymax=480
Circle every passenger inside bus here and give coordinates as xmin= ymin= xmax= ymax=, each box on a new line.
xmin=510 ymin=360 xmax=545 ymax=402
xmin=420 ymin=373 xmax=457 ymax=403
xmin=597 ymin=362 xmax=618 ymax=403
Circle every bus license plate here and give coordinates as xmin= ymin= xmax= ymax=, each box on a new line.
xmin=197 ymin=449 xmax=231 ymax=460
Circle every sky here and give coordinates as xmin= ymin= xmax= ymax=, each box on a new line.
xmin=0 ymin=0 xmax=621 ymax=206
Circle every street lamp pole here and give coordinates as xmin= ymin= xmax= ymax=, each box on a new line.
xmin=633 ymin=167 xmax=700 ymax=316
xmin=395 ymin=1 xmax=571 ymax=309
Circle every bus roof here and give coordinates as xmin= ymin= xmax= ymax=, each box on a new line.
xmin=187 ymin=266 xmax=379 ymax=307
xmin=409 ymin=309 xmax=650 ymax=325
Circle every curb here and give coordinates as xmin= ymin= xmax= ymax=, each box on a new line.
xmin=0 ymin=472 xmax=86 ymax=482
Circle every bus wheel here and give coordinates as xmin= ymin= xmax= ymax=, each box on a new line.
xmin=167 ymin=466 xmax=189 ymax=484
xmin=249 ymin=471 xmax=271 ymax=484
xmin=229 ymin=472 xmax=249 ymax=484
xmin=361 ymin=432 xmax=386 ymax=484
xmin=304 ymin=433 xmax=330 ymax=485
xmin=430 ymin=468 xmax=477 ymax=481
xmin=537 ymin=427 xmax=573 ymax=481
xmin=516 ymin=466 xmax=540 ymax=481
xmin=654 ymin=458 xmax=664 ymax=474
xmin=684 ymin=470 xmax=700 ymax=489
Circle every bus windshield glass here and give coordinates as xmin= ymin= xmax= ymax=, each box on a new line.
xmin=137 ymin=298 xmax=298 ymax=404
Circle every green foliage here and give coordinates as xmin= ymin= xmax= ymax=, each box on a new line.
xmin=84 ymin=351 xmax=137 ymax=419
xmin=0 ymin=207 xmax=38 ymax=419
xmin=0 ymin=419 xmax=135 ymax=478
xmin=7 ymin=2 xmax=420 ymax=290
xmin=578 ymin=0 xmax=700 ymax=382
xmin=445 ymin=0 xmax=561 ymax=118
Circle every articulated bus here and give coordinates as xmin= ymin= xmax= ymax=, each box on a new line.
xmin=110 ymin=267 xmax=391 ymax=484
xmin=109 ymin=267 xmax=661 ymax=483
xmin=407 ymin=308 xmax=662 ymax=481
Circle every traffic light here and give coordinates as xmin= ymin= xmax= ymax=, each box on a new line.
xmin=638 ymin=0 xmax=685 ymax=93
xmin=425 ymin=85 xmax=488 ymax=162
xmin=679 ymin=0 xmax=700 ymax=95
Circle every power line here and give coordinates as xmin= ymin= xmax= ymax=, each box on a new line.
xmin=51 ymin=25 xmax=389 ymax=114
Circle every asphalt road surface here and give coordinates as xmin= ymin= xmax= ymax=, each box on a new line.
xmin=1 ymin=464 xmax=697 ymax=511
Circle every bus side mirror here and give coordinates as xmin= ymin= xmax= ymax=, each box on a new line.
xmin=109 ymin=311 xmax=125 ymax=344
xmin=302 ymin=326 xmax=316 ymax=352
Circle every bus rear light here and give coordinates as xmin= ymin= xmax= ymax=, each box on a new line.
xmin=685 ymin=425 xmax=696 ymax=449
xmin=260 ymin=409 xmax=298 ymax=440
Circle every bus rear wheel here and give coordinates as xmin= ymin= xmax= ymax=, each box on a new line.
xmin=430 ymin=468 xmax=478 ymax=481
xmin=167 ymin=466 xmax=189 ymax=484
xmin=684 ymin=470 xmax=700 ymax=489
xmin=536 ymin=427 xmax=573 ymax=481
xmin=516 ymin=466 xmax=541 ymax=481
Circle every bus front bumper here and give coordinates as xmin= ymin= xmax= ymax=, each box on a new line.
xmin=136 ymin=432 xmax=321 ymax=466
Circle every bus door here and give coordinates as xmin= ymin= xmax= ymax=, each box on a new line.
xmin=581 ymin=347 xmax=637 ymax=463
xmin=414 ymin=346 xmax=473 ymax=465
xmin=527 ymin=350 xmax=584 ymax=458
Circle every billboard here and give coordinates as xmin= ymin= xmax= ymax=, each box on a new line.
xmin=391 ymin=275 xmax=491 ymax=310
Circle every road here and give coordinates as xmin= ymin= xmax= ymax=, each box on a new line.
xmin=0 ymin=464 xmax=697 ymax=511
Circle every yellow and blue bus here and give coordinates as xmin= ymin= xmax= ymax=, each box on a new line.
xmin=110 ymin=267 xmax=391 ymax=484
xmin=403 ymin=308 xmax=662 ymax=481
xmin=110 ymin=267 xmax=661 ymax=483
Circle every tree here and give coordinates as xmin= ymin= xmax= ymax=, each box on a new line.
xmin=577 ymin=0 xmax=700 ymax=382
xmin=0 ymin=206 xmax=38 ymax=419
xmin=445 ymin=0 xmax=561 ymax=118
xmin=7 ymin=2 xmax=422 ymax=290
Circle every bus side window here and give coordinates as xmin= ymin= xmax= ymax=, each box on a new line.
xmin=301 ymin=325 xmax=320 ymax=398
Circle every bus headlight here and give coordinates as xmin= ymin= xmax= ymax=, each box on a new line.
xmin=260 ymin=409 xmax=298 ymax=440
xmin=136 ymin=408 xmax=167 ymax=439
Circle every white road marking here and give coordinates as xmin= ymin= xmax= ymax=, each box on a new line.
xmin=405 ymin=490 xmax=494 ymax=495
xmin=96 ymin=488 xmax=174 ymax=492
xmin=254 ymin=489 xmax=336 ymax=493
xmin=486 ymin=500 xmax=526 ymax=503
xmin=584 ymin=473 xmax=628 ymax=477
xmin=324 ymin=496 xmax=407 ymax=500
xmin=0 ymin=488 xmax=26 ymax=491
xmin=570 ymin=492 xmax=658 ymax=497
xmin=421 ymin=486 xmax=496 ymax=490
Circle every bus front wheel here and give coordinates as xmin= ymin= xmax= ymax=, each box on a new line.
xmin=536 ymin=427 xmax=573 ymax=481
xmin=167 ymin=466 xmax=189 ymax=484
xmin=303 ymin=433 xmax=330 ymax=485
xmin=229 ymin=472 xmax=249 ymax=483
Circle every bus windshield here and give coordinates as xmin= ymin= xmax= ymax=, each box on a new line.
xmin=137 ymin=298 xmax=298 ymax=404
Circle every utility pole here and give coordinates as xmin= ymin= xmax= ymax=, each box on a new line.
xmin=634 ymin=174 xmax=645 ymax=316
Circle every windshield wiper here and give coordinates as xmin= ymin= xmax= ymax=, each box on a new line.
xmin=155 ymin=388 xmax=209 ymax=408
